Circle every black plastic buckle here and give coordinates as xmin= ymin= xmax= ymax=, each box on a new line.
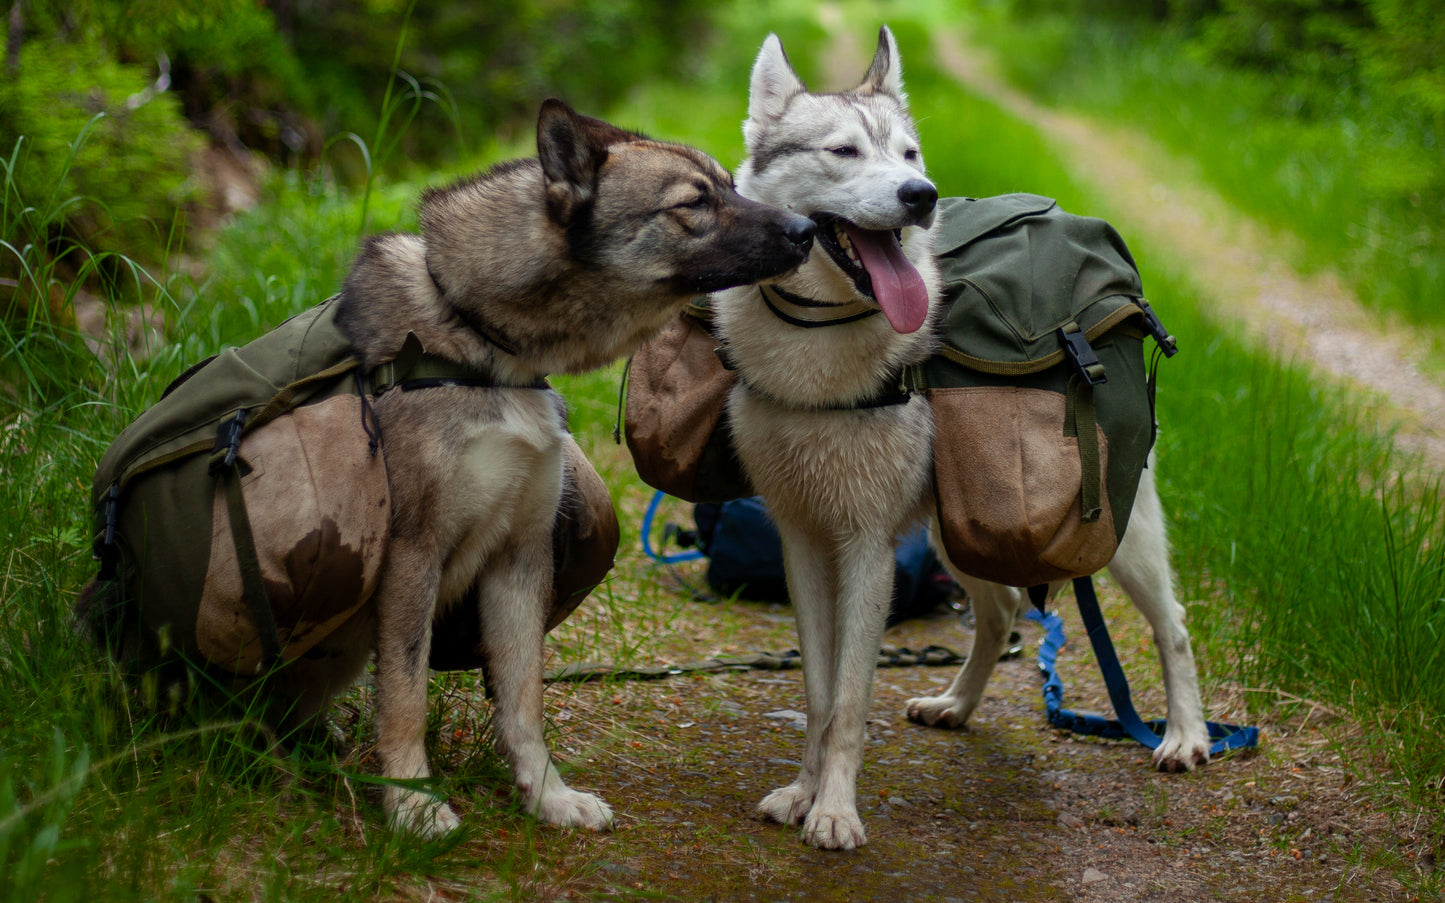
xmin=1138 ymin=299 xmax=1178 ymax=358
xmin=208 ymin=410 xmax=248 ymax=475
xmin=101 ymin=483 xmax=120 ymax=547
xmin=1059 ymin=323 xmax=1107 ymax=386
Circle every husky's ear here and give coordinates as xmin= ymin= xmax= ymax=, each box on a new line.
xmin=859 ymin=25 xmax=905 ymax=100
xmin=747 ymin=34 xmax=807 ymax=125
xmin=536 ymin=98 xmax=635 ymax=224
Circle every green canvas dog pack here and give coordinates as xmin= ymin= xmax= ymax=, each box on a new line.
xmin=88 ymin=297 xmax=618 ymax=675
xmin=918 ymin=194 xmax=1176 ymax=586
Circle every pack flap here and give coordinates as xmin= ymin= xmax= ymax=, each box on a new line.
xmin=931 ymin=196 xmax=1146 ymax=371
xmin=92 ymin=297 xmax=356 ymax=505
xmin=931 ymin=194 xmax=1058 ymax=256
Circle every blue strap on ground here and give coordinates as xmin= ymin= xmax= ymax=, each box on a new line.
xmin=1026 ymin=576 xmax=1258 ymax=756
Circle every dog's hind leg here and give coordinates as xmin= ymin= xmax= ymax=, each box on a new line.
xmin=1107 ymin=467 xmax=1211 ymax=771
xmin=905 ymin=571 xmax=1022 ymax=729
xmin=477 ymin=539 xmax=614 ymax=830
xmin=373 ymin=543 xmax=462 ymax=837
xmin=757 ymin=528 xmax=836 ymax=829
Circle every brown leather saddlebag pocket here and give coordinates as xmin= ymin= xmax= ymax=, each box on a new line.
xmin=623 ymin=308 xmax=750 ymax=503
xmin=929 ymin=386 xmax=1118 ymax=587
xmin=195 ymin=394 xmax=390 ymax=674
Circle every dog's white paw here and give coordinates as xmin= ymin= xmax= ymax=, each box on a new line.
xmin=904 ymin=694 xmax=971 ymax=729
xmin=1153 ymin=726 xmax=1212 ymax=773
xmin=534 ymin=787 xmax=614 ymax=831
xmin=802 ymin=806 xmax=868 ymax=850
xmin=757 ymin=782 xmax=814 ymax=826
xmin=388 ymin=791 xmax=462 ymax=838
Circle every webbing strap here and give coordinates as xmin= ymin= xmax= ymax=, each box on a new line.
xmin=1028 ymin=576 xmax=1258 ymax=755
xmin=249 ymin=358 xmax=362 ymax=432
xmin=1065 ymin=377 xmax=1103 ymax=523
xmin=1071 ymin=574 xmax=1165 ymax=747
xmin=204 ymin=410 xmax=283 ymax=672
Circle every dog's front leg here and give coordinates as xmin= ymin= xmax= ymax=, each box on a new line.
xmin=374 ymin=543 xmax=460 ymax=837
xmin=801 ymin=534 xmax=895 ymax=851
xmin=757 ymin=528 xmax=836 ymax=828
xmin=478 ymin=539 xmax=614 ymax=830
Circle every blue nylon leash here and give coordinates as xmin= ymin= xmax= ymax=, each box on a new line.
xmin=644 ymin=492 xmax=1257 ymax=754
xmin=641 ymin=489 xmax=704 ymax=564
xmin=1026 ymin=576 xmax=1257 ymax=755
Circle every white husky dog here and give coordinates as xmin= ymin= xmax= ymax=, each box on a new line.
xmin=713 ymin=26 xmax=1212 ymax=851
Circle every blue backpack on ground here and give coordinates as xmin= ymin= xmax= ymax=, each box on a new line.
xmin=667 ymin=495 xmax=954 ymax=626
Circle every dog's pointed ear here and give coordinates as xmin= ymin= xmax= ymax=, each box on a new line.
xmin=747 ymin=34 xmax=807 ymax=125
xmin=537 ymin=98 xmax=636 ymax=224
xmin=859 ymin=25 xmax=905 ymax=100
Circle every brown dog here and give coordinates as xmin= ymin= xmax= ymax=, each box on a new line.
xmin=81 ymin=99 xmax=815 ymax=836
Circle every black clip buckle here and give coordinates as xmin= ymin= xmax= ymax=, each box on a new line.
xmin=1059 ymin=323 xmax=1107 ymax=386
xmin=101 ymin=483 xmax=121 ymax=547
xmin=1138 ymin=300 xmax=1178 ymax=358
xmin=208 ymin=410 xmax=248 ymax=475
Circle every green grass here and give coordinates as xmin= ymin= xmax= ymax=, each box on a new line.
xmin=978 ymin=12 xmax=1445 ymax=349
xmin=0 ymin=129 xmax=519 ymax=901
xmin=3 ymin=4 xmax=1444 ymax=898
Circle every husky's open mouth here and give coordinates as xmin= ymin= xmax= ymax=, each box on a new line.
xmin=811 ymin=213 xmax=929 ymax=334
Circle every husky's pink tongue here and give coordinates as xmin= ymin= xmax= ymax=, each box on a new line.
xmin=843 ymin=223 xmax=929 ymax=334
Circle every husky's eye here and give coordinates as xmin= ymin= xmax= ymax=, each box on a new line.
xmin=903 ymin=148 xmax=920 ymax=161
xmin=828 ymin=146 xmax=860 ymax=158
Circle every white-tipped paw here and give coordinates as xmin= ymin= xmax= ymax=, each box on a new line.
xmin=904 ymin=694 xmax=972 ymax=729
xmin=534 ymin=787 xmax=614 ymax=831
xmin=388 ymin=790 xmax=462 ymax=838
xmin=802 ymin=807 xmax=867 ymax=850
xmin=757 ymin=782 xmax=814 ymax=826
xmin=1154 ymin=725 xmax=1211 ymax=773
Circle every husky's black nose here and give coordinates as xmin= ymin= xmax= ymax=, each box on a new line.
xmin=783 ymin=214 xmax=816 ymax=248
xmin=898 ymin=179 xmax=938 ymax=220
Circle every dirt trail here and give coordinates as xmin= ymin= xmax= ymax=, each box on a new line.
xmin=930 ymin=29 xmax=1445 ymax=472
xmin=529 ymin=582 xmax=1421 ymax=901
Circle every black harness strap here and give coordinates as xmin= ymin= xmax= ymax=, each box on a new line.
xmin=207 ymin=409 xmax=283 ymax=672
xmin=397 ymin=376 xmax=549 ymax=392
xmin=738 ymin=371 xmax=913 ymax=412
xmin=762 ymin=284 xmax=881 ymax=328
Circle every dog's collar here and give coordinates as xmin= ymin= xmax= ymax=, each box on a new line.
xmin=761 ymin=284 xmax=880 ymax=328
xmin=738 ymin=287 xmax=910 ymax=410
xmin=427 ymin=259 xmax=524 ymax=357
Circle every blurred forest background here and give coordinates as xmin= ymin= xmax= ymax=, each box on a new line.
xmin=2 ymin=0 xmax=716 ymax=299
xmin=2 ymin=0 xmax=1441 ymax=302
